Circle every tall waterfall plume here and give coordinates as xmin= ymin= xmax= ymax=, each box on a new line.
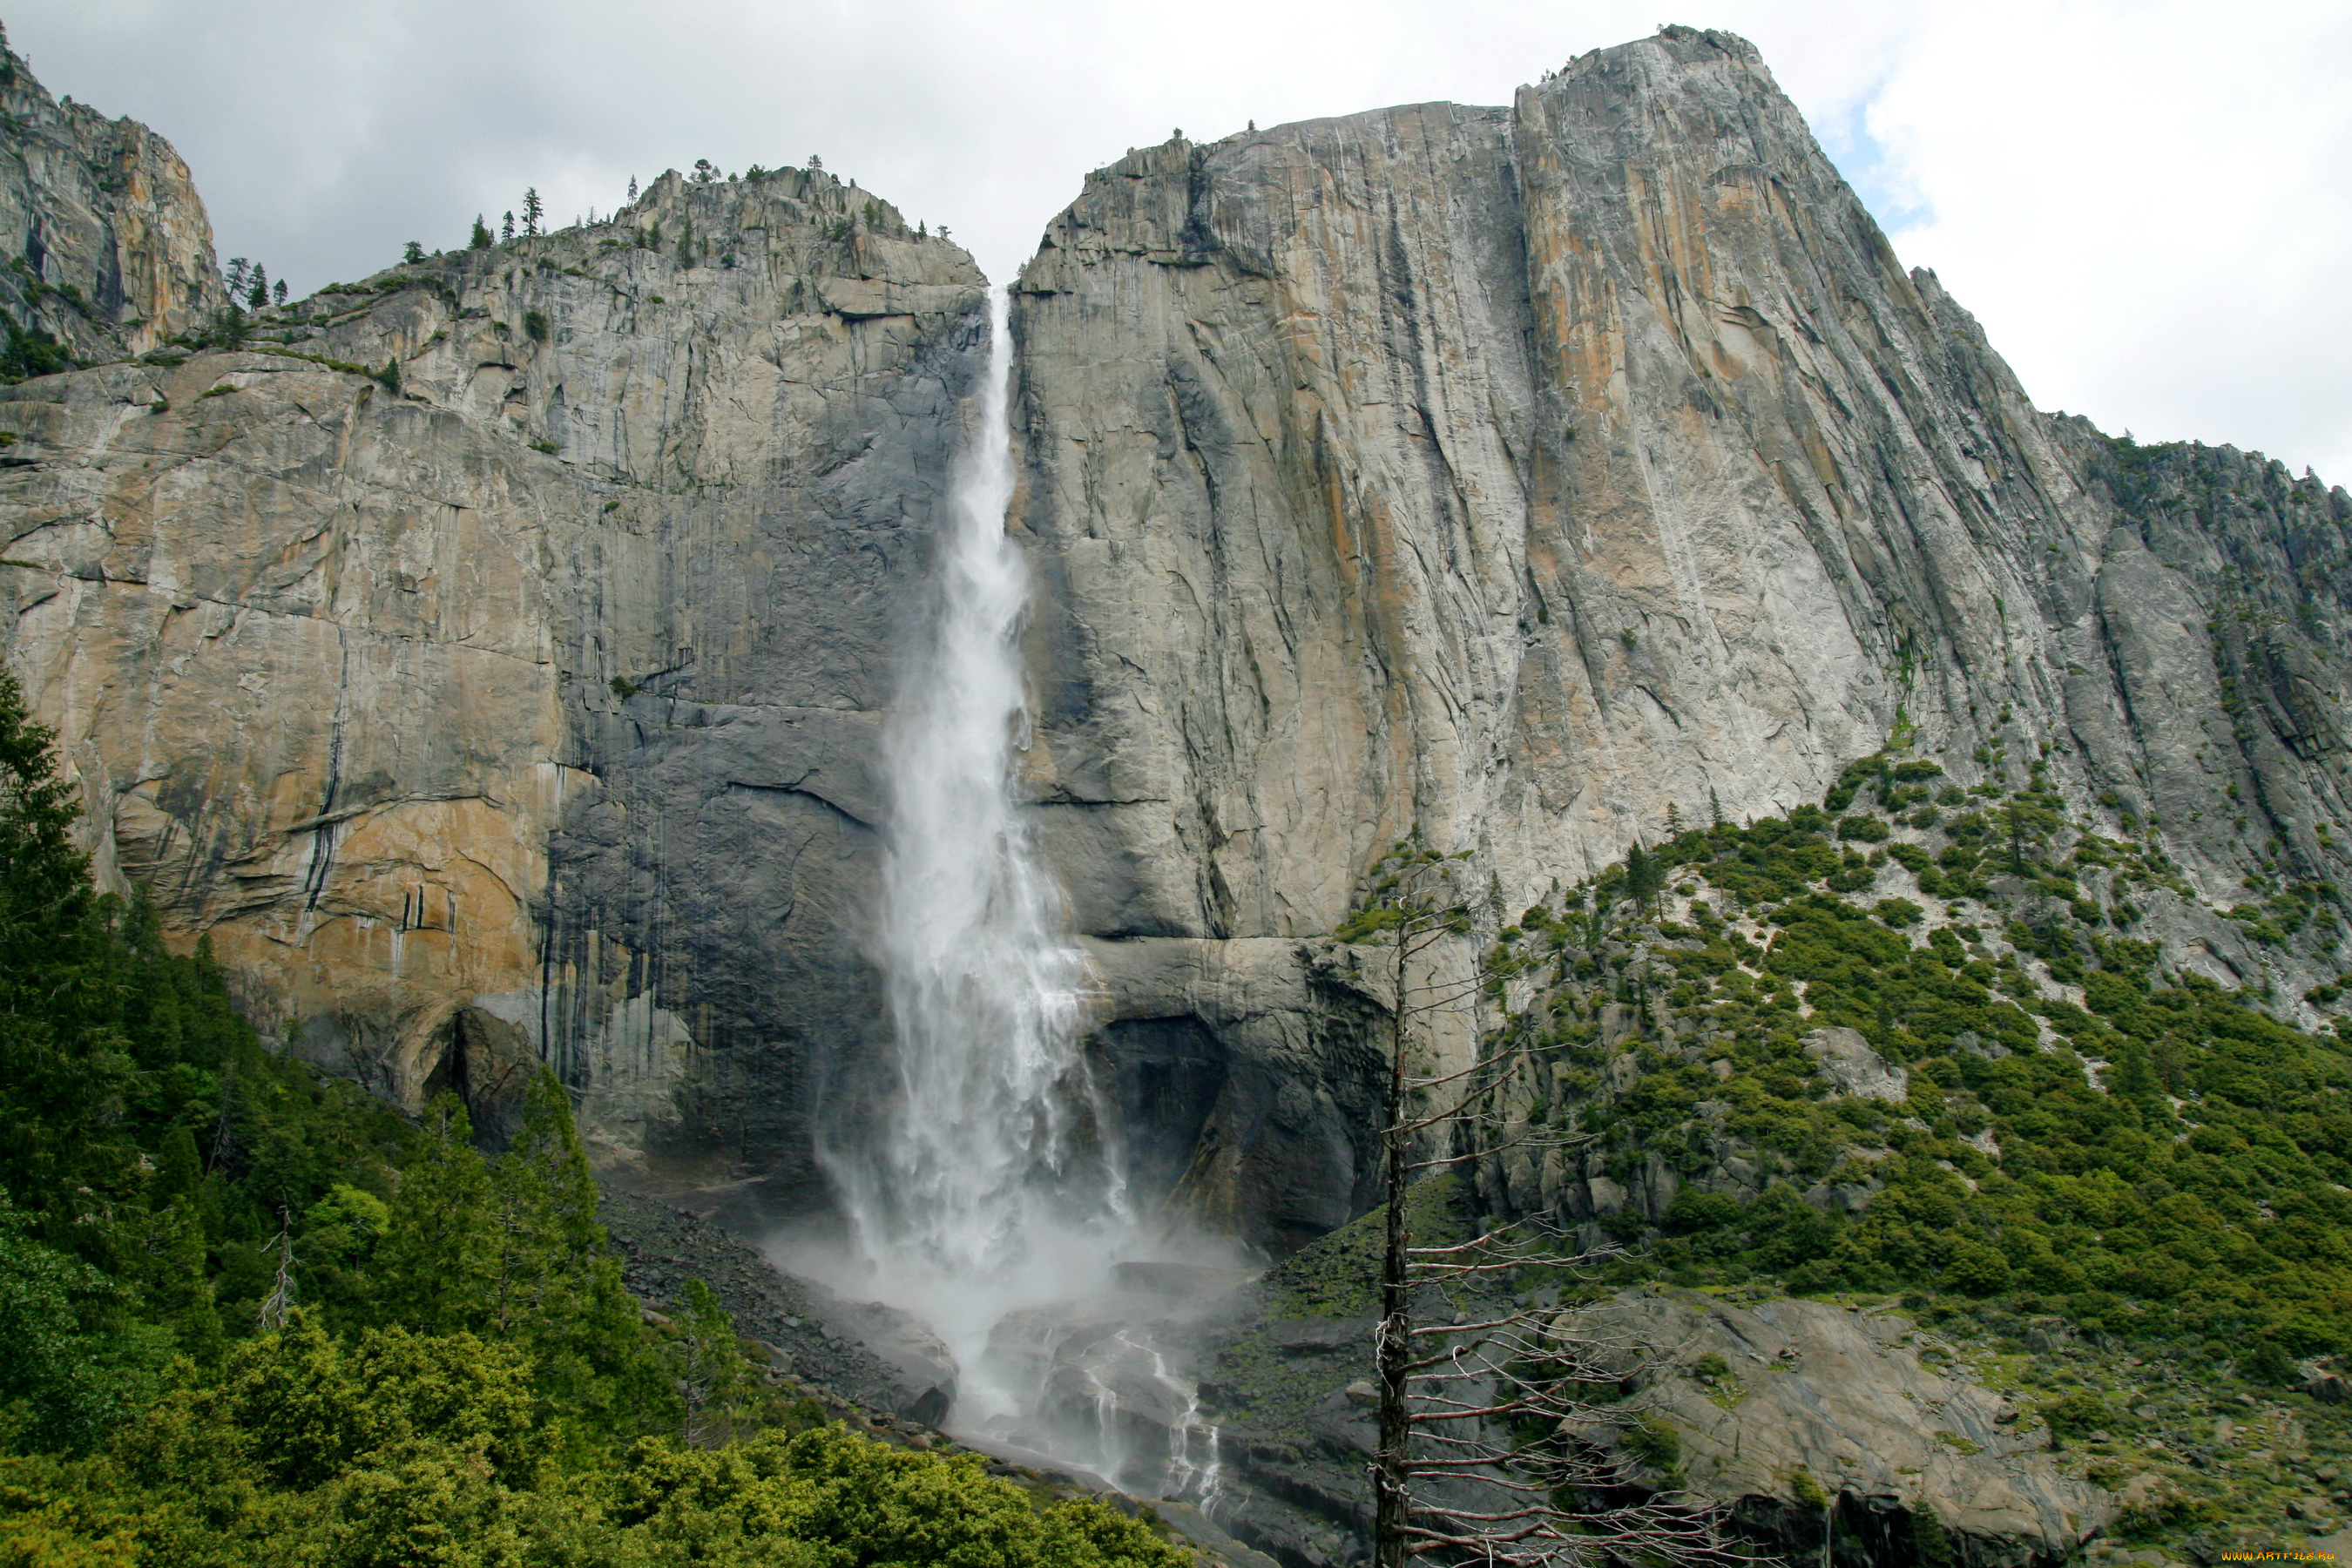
xmin=836 ymin=287 xmax=1134 ymax=1425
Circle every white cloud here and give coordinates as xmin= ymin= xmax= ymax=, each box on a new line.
xmin=9 ymin=0 xmax=2346 ymax=479
xmin=1869 ymin=0 xmax=2352 ymax=479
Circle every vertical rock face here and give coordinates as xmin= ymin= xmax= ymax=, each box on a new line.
xmin=1010 ymin=27 xmax=2349 ymax=1236
xmin=1 ymin=26 xmax=2344 ymax=1252
xmin=0 ymin=35 xmax=221 ymax=356
xmin=0 ymin=145 xmax=986 ymax=1206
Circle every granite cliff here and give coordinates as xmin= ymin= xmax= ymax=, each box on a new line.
xmin=1010 ymin=26 xmax=2349 ymax=1244
xmin=0 ymin=30 xmax=989 ymax=1207
xmin=2 ymin=17 xmax=2345 ymax=1251
xmin=0 ymin=24 xmax=219 ymax=360
xmin=0 ymin=27 xmax=2348 ymax=1543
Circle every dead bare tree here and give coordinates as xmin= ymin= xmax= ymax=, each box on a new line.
xmin=257 ymin=1209 xmax=296 ymax=1331
xmin=1339 ymin=837 xmax=1757 ymax=1568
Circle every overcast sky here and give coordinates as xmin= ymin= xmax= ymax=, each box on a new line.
xmin=12 ymin=1 xmax=2349 ymax=481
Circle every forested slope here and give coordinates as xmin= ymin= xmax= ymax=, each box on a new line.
xmin=1449 ymin=720 xmax=2352 ymax=1551
xmin=0 ymin=672 xmax=1186 ymax=1565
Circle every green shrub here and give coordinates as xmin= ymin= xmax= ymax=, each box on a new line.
xmin=1482 ymin=733 xmax=2352 ymax=1358
xmin=2039 ymin=1389 xmax=2112 ymax=1440
xmin=0 ymin=309 xmax=74 ymax=382
xmin=1787 ymin=1464 xmax=1831 ymax=1508
xmin=1943 ymin=1240 xmax=2011 ymax=1295
xmin=1621 ymin=1416 xmax=1681 ymax=1472
xmin=1907 ymin=1501 xmax=1956 ymax=1568
xmin=1665 ymin=1191 xmax=1741 ymax=1231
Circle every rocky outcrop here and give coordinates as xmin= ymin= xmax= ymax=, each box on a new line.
xmin=0 ymin=32 xmax=220 ymax=357
xmin=0 ymin=153 xmax=987 ymax=1208
xmin=1802 ymin=1026 xmax=1909 ymax=1102
xmin=1011 ymin=24 xmax=2349 ymax=1216
xmin=1130 ymin=1246 xmax=2106 ymax=1568
xmin=603 ymin=1188 xmax=954 ymax=1421
xmin=1082 ymin=936 xmax=1391 ymax=1254
xmin=1598 ymin=1289 xmax=2112 ymax=1565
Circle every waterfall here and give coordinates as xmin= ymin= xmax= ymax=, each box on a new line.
xmin=831 ymin=287 xmax=1134 ymax=1427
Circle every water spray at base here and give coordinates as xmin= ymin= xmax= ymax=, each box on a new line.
xmin=789 ymin=288 xmax=1240 ymax=1500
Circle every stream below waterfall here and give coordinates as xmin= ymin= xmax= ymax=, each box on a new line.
xmin=772 ymin=287 xmax=1247 ymax=1506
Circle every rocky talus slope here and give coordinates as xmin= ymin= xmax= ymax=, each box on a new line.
xmin=1086 ymin=1179 xmax=2116 ymax=1568
xmin=1010 ymin=26 xmax=2349 ymax=1240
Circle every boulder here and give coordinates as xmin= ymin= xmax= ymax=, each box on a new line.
xmin=1594 ymin=1289 xmax=2113 ymax=1564
xmin=1802 ymin=1028 xmax=1911 ymax=1102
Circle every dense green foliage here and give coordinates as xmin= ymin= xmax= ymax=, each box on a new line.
xmin=0 ymin=674 xmax=1186 ymax=1565
xmin=6 ymin=1387 xmax=1185 ymax=1566
xmin=0 ymin=307 xmax=73 ymax=382
xmin=1477 ymin=745 xmax=2352 ymax=1371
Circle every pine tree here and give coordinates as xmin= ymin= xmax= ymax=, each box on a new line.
xmin=0 ymin=1187 xmax=152 ymax=1450
xmin=1625 ymin=837 xmax=1661 ymax=915
xmin=470 ymin=214 xmax=492 ymax=250
xmin=2112 ymin=1044 xmax=2161 ymax=1101
xmin=0 ymin=672 xmax=127 ymax=1213
xmin=143 ymin=1196 xmax=224 ymax=1362
xmin=402 ymin=240 xmax=424 ymax=264
xmin=223 ymin=257 xmax=248 ymax=295
xmin=375 ymin=1076 xmax=671 ymax=1433
xmin=271 ymin=278 xmax=287 ymax=305
xmin=501 ymin=211 xmax=515 ymax=243
xmin=626 ymin=174 xmax=638 ymax=200
xmin=372 ymin=1096 xmax=497 ymax=1328
xmin=491 ymin=1073 xmax=677 ymax=1434
xmin=521 ymin=187 xmax=544 ymax=236
xmin=676 ymin=1279 xmax=760 ymax=1446
xmin=246 ymin=266 xmax=267 ymax=310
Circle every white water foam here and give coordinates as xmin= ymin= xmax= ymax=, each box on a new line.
xmin=783 ymin=291 xmax=1245 ymax=1517
xmin=814 ymin=287 xmax=1138 ymax=1429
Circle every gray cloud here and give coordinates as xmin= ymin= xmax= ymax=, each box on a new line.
xmin=10 ymin=0 xmax=2346 ymax=479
